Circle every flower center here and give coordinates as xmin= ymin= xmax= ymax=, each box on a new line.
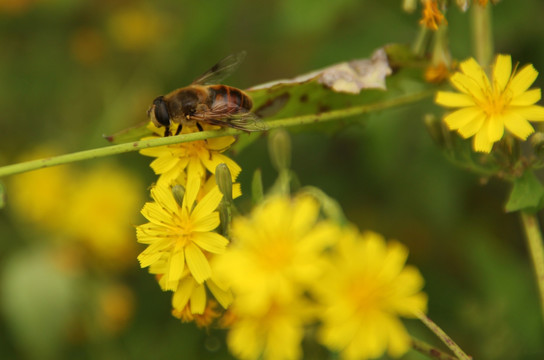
xmin=259 ymin=237 xmax=293 ymax=271
xmin=481 ymin=86 xmax=512 ymax=117
xmin=346 ymin=276 xmax=385 ymax=314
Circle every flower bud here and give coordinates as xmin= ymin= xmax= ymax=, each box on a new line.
xmin=215 ymin=163 xmax=233 ymax=204
xmin=171 ymin=185 xmax=185 ymax=207
xmin=531 ymin=132 xmax=544 ymax=158
xmin=268 ymin=128 xmax=291 ymax=172
xmin=424 ymin=113 xmax=445 ymax=147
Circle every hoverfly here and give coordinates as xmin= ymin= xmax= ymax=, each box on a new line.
xmin=147 ymin=51 xmax=266 ymax=136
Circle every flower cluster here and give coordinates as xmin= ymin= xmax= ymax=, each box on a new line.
xmin=137 ymin=122 xmax=241 ymax=322
xmin=216 ymin=194 xmax=428 ymax=360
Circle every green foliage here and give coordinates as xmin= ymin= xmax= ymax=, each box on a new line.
xmin=505 ymin=170 xmax=544 ymax=213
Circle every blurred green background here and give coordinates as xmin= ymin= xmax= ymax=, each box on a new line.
xmin=1 ymin=0 xmax=544 ymax=359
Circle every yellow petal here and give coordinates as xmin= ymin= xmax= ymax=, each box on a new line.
xmin=450 ymin=72 xmax=487 ymax=103
xmin=504 ymin=111 xmax=535 ymax=139
xmin=192 ymin=232 xmax=228 ymax=253
xmin=514 ymin=105 xmax=544 ymax=121
xmin=151 ymin=185 xmax=178 ymax=214
xmin=458 ymin=113 xmax=485 ymax=138
xmin=172 ymin=276 xmax=194 ymax=310
xmin=203 ymin=153 xmax=242 ymax=181
xmin=183 ymin=172 xmax=201 ymax=211
xmin=207 ymin=135 xmax=236 ymax=151
xmin=435 ymin=91 xmax=475 ymax=107
xmin=459 ymin=57 xmax=491 ymax=93
xmin=192 ymin=212 xmax=220 ymax=232
xmin=486 ymin=115 xmax=505 ymax=142
xmin=492 ymin=54 xmax=512 ymax=93
xmin=207 ymin=280 xmax=233 ymax=309
xmin=190 ymin=283 xmax=206 ymax=314
xmin=141 ymin=202 xmax=172 ymax=225
xmin=185 ymin=243 xmax=212 ymax=283
xmin=149 ymin=153 xmax=180 ymax=174
xmin=510 ymin=88 xmax=541 ymax=106
xmin=168 ymin=249 xmax=185 ymax=285
xmin=443 ymin=107 xmax=482 ymax=130
xmin=191 ymin=187 xmax=223 ymax=221
xmin=473 ymin=128 xmax=494 ymax=153
xmin=510 ymin=64 xmax=538 ymax=97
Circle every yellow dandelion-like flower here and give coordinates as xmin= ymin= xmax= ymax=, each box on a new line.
xmin=227 ymin=298 xmax=315 ymax=360
xmin=419 ymin=0 xmax=446 ymax=31
xmin=136 ymin=173 xmax=228 ymax=290
xmin=140 ymin=123 xmax=241 ymax=187
xmin=317 ymin=229 xmax=427 ymax=360
xmin=215 ymin=195 xmax=338 ymax=315
xmin=436 ymin=55 xmax=544 ymax=152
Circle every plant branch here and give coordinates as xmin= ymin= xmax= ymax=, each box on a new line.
xmin=416 ymin=311 xmax=471 ymax=360
xmin=520 ymin=211 xmax=544 ymax=325
xmin=0 ymin=90 xmax=433 ymax=179
xmin=411 ymin=337 xmax=461 ymax=360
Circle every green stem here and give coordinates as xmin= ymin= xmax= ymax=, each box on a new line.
xmin=519 ymin=211 xmax=544 ymax=325
xmin=416 ymin=311 xmax=471 ymax=360
xmin=411 ymin=337 xmax=460 ymax=360
xmin=0 ymin=90 xmax=433 ymax=179
xmin=471 ymin=2 xmax=494 ymax=67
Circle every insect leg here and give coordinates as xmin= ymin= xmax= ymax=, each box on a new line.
xmin=175 ymin=124 xmax=182 ymax=135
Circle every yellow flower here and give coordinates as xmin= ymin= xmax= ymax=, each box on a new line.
xmin=419 ymin=0 xmax=446 ymax=31
xmin=226 ymin=299 xmax=314 ymax=360
xmin=9 ymin=153 xmax=73 ymax=232
xmin=136 ymin=173 xmax=228 ymax=290
xmin=436 ymin=55 xmax=544 ymax=152
xmin=65 ymin=163 xmax=143 ymax=265
xmin=140 ymin=123 xmax=241 ymax=187
xmin=316 ymin=229 xmax=427 ymax=360
xmin=215 ymin=195 xmax=338 ymax=315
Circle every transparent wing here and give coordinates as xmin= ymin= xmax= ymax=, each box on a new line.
xmin=192 ymin=51 xmax=247 ymax=85
xmin=191 ymin=106 xmax=268 ymax=132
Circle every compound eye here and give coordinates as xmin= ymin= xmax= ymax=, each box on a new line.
xmin=153 ymin=96 xmax=170 ymax=127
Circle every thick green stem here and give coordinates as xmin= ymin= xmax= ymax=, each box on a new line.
xmin=471 ymin=2 xmax=493 ymax=67
xmin=411 ymin=337 xmax=460 ymax=360
xmin=416 ymin=311 xmax=471 ymax=360
xmin=0 ymin=90 xmax=433 ymax=179
xmin=520 ymin=211 xmax=544 ymax=325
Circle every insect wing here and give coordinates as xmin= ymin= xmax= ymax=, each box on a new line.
xmin=192 ymin=105 xmax=267 ymax=132
xmin=192 ymin=51 xmax=247 ymax=85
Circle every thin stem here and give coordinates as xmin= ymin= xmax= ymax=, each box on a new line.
xmin=411 ymin=337 xmax=460 ymax=360
xmin=520 ymin=211 xmax=544 ymax=325
xmin=0 ymin=90 xmax=433 ymax=179
xmin=471 ymin=2 xmax=494 ymax=67
xmin=416 ymin=311 xmax=471 ymax=360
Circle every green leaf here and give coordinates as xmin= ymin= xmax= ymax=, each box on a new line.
xmin=505 ymin=170 xmax=544 ymax=212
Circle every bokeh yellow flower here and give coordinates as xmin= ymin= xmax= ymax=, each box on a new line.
xmin=226 ymin=298 xmax=314 ymax=360
xmin=64 ymin=163 xmax=143 ymax=266
xmin=140 ymin=123 xmax=241 ymax=187
xmin=9 ymin=147 xmax=73 ymax=232
xmin=316 ymin=229 xmax=427 ymax=360
xmin=216 ymin=195 xmax=338 ymax=314
xmin=136 ymin=173 xmax=228 ymax=290
xmin=436 ymin=55 xmax=544 ymax=152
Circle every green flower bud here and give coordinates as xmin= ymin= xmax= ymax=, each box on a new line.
xmin=215 ymin=163 xmax=233 ymax=203
xmin=171 ymin=184 xmax=185 ymax=207
xmin=268 ymin=128 xmax=291 ymax=172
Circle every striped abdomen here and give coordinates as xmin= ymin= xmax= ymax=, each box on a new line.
xmin=207 ymin=85 xmax=253 ymax=114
